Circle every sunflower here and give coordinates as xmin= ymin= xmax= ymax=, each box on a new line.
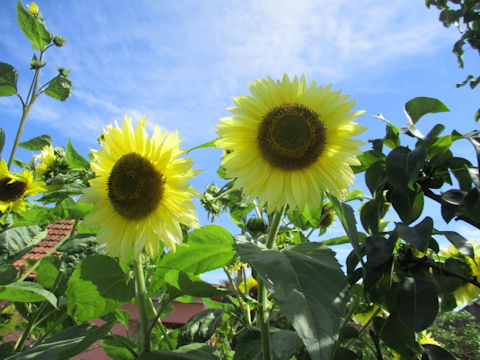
xmin=216 ymin=75 xmax=365 ymax=211
xmin=81 ymin=116 xmax=200 ymax=262
xmin=0 ymin=160 xmax=45 ymax=214
xmin=239 ymin=276 xmax=258 ymax=299
xmin=441 ymin=241 xmax=480 ymax=306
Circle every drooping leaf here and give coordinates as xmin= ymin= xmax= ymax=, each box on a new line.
xmin=422 ymin=344 xmax=456 ymax=360
xmin=404 ymin=97 xmax=449 ymax=124
xmin=237 ymin=239 xmax=347 ymax=360
xmin=0 ymin=62 xmax=18 ymax=96
xmin=365 ymin=235 xmax=396 ymax=267
xmin=388 ymin=186 xmax=424 ymax=225
xmin=396 ymin=277 xmax=438 ymax=331
xmin=440 ymin=231 xmax=474 ymax=259
xmin=0 ymin=281 xmax=57 ymax=307
xmin=16 ymin=0 xmax=52 ymax=50
xmin=66 ymin=140 xmax=90 ymax=170
xmin=0 ymin=225 xmax=47 ymax=265
xmin=6 ymin=322 xmax=114 ymax=360
xmin=233 ymin=328 xmax=303 ymax=360
xmin=44 ymin=76 xmax=73 ymax=101
xmin=18 ymin=134 xmax=52 ymax=151
xmin=66 ymin=255 xmax=134 ymax=323
xmin=178 ymin=309 xmax=224 ymax=346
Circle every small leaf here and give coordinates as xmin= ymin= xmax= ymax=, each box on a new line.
xmin=404 ymin=97 xmax=449 ymax=124
xmin=365 ymin=235 xmax=396 ymax=267
xmin=464 ymin=130 xmax=480 ymax=168
xmin=0 ymin=62 xmax=18 ymax=96
xmin=178 ymin=309 xmax=224 ymax=346
xmin=0 ymin=282 xmax=57 ymax=307
xmin=395 ymin=217 xmax=433 ymax=252
xmin=44 ymin=76 xmax=73 ymax=101
xmin=396 ymin=277 xmax=438 ymax=331
xmin=16 ymin=0 xmax=52 ymax=50
xmin=187 ymin=138 xmax=220 ymax=153
xmin=18 ymin=134 xmax=52 ymax=151
xmin=66 ymin=140 xmax=90 ymax=169
xmin=422 ymin=344 xmax=456 ymax=360
xmin=0 ymin=265 xmax=18 ymax=285
xmin=35 ymin=256 xmax=61 ymax=289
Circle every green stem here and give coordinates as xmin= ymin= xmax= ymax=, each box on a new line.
xmin=223 ymin=267 xmax=252 ymax=326
xmin=15 ymin=300 xmax=48 ymax=351
xmin=133 ymin=258 xmax=151 ymax=353
xmin=258 ymin=205 xmax=286 ymax=360
xmin=8 ymin=50 xmax=46 ymax=170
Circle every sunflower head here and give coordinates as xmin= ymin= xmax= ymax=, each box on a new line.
xmin=441 ymin=242 xmax=480 ymax=306
xmin=216 ymin=74 xmax=365 ymax=211
xmin=81 ymin=116 xmax=200 ymax=262
xmin=0 ymin=160 xmax=45 ymax=214
xmin=239 ymin=276 xmax=258 ymax=299
xmin=34 ymin=145 xmax=69 ymax=188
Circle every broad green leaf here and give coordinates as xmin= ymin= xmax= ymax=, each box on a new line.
xmin=351 ymin=150 xmax=386 ymax=174
xmin=365 ymin=162 xmax=388 ymax=195
xmin=374 ymin=316 xmax=422 ymax=359
xmin=388 ymin=187 xmax=424 ymax=225
xmin=18 ymin=134 xmax=52 ymax=151
xmin=432 ymin=258 xmax=464 ymax=293
xmin=12 ymin=198 xmax=93 ymax=227
xmin=0 ymin=62 xmax=18 ymax=96
xmin=6 ymin=322 xmax=114 ymax=360
xmin=44 ymin=76 xmax=73 ymax=101
xmin=446 ymin=157 xmax=473 ymax=191
xmin=0 ymin=264 xmax=18 ymax=285
xmin=237 ymin=239 xmax=347 ymax=360
xmin=0 ymin=282 xmax=57 ymax=307
xmin=233 ymin=328 xmax=303 ymax=360
xmin=165 ymin=270 xmax=230 ymax=299
xmin=395 ymin=217 xmax=433 ymax=252
xmin=386 ymin=146 xmax=426 ymax=192
xmin=0 ymin=225 xmax=47 ymax=265
xmin=178 ymin=309 xmax=224 ymax=346
xmin=66 ymin=255 xmax=134 ymax=323
xmin=35 ymin=256 xmax=60 ymax=288
xmin=404 ymin=97 xmax=449 ymax=124
xmin=333 ymin=347 xmax=361 ymax=360
xmin=66 ymin=140 xmax=90 ymax=169
xmin=330 ymin=195 xmax=365 ymax=267
xmin=365 ymin=235 xmax=396 ymax=267
xmin=396 ymin=277 xmax=438 ymax=331
xmin=360 ymin=199 xmax=380 ymax=234
xmin=150 ymin=225 xmax=235 ymax=295
xmin=440 ymin=231 xmax=474 ymax=259
xmin=136 ymin=344 xmax=218 ymax=360
xmin=464 ymin=130 xmax=480 ymax=168
xmin=187 ymin=138 xmax=220 ymax=153
xmin=16 ymin=0 xmax=52 ymax=50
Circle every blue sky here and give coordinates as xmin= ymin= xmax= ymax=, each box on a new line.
xmin=1 ymin=1 xmax=480 ymax=282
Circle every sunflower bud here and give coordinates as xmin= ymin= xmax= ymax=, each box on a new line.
xmin=246 ymin=217 xmax=267 ymax=237
xmin=319 ymin=205 xmax=334 ymax=228
xmin=53 ymin=35 xmax=66 ymax=47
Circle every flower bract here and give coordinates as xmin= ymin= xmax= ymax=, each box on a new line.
xmin=81 ymin=116 xmax=200 ymax=262
xmin=0 ymin=160 xmax=44 ymax=214
xmin=216 ymin=74 xmax=365 ymax=210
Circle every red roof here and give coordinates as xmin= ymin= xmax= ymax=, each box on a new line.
xmin=13 ymin=220 xmax=74 ymax=276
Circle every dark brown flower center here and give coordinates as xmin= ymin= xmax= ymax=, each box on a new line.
xmin=257 ymin=103 xmax=326 ymax=170
xmin=0 ymin=177 xmax=27 ymax=202
xmin=107 ymin=153 xmax=165 ymax=219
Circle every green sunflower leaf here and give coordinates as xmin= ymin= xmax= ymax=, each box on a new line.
xmin=164 ymin=269 xmax=230 ymax=299
xmin=0 ymin=282 xmax=57 ymax=308
xmin=44 ymin=75 xmax=73 ymax=101
xmin=236 ymin=239 xmax=347 ymax=360
xmin=404 ymin=97 xmax=449 ymax=124
xmin=66 ymin=140 xmax=90 ymax=170
xmin=18 ymin=134 xmax=52 ymax=151
xmin=0 ymin=62 xmax=18 ymax=96
xmin=178 ymin=309 xmax=224 ymax=346
xmin=65 ymin=255 xmax=134 ymax=323
xmin=136 ymin=344 xmax=218 ymax=360
xmin=0 ymin=225 xmax=47 ymax=265
xmin=16 ymin=0 xmax=52 ymax=50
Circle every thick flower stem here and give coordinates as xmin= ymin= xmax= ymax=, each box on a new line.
xmin=133 ymin=258 xmax=151 ymax=353
xmin=258 ymin=205 xmax=286 ymax=360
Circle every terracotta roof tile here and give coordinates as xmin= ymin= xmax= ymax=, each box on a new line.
xmin=14 ymin=220 xmax=75 ymax=278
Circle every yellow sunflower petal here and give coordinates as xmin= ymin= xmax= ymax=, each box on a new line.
xmin=81 ymin=115 xmax=200 ymax=262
